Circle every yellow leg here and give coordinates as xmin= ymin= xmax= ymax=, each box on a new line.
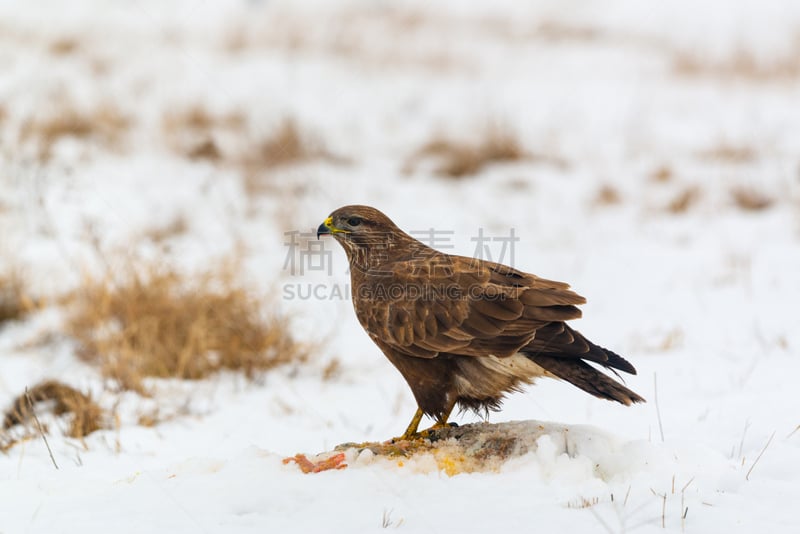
xmin=398 ymin=408 xmax=425 ymax=440
xmin=422 ymin=404 xmax=456 ymax=434
xmin=395 ymin=401 xmax=457 ymax=441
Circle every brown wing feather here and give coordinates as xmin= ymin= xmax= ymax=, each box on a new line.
xmin=354 ymin=253 xmax=588 ymax=360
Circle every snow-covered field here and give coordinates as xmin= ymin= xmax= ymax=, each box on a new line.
xmin=1 ymin=0 xmax=799 ymax=532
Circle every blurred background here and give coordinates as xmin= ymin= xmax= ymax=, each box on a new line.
xmin=0 ymin=0 xmax=798 ymax=473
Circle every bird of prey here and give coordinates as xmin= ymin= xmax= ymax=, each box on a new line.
xmin=317 ymin=205 xmax=644 ymax=440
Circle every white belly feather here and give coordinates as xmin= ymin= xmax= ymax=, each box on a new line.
xmin=453 ymin=352 xmax=555 ymax=400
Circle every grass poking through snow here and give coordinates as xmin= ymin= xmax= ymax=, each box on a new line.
xmin=241 ymin=118 xmax=342 ymax=172
xmin=666 ymin=186 xmax=702 ymax=214
xmin=0 ymin=271 xmax=31 ymax=325
xmin=2 ymin=380 xmax=105 ymax=443
xmin=19 ymin=102 xmax=131 ymax=161
xmin=731 ymin=186 xmax=774 ymax=212
xmin=64 ymin=260 xmax=308 ymax=394
xmin=593 ymin=184 xmax=623 ymax=207
xmin=673 ymin=49 xmax=800 ymax=82
xmin=410 ymin=125 xmax=527 ymax=178
xmin=162 ymin=105 xmax=245 ymax=162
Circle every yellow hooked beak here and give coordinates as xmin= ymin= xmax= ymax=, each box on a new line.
xmin=317 ymin=216 xmax=350 ymax=239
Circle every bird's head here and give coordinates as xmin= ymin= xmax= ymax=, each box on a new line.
xmin=317 ymin=205 xmax=413 ymax=267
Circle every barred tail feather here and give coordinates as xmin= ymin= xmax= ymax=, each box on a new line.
xmin=527 ymin=354 xmax=646 ymax=405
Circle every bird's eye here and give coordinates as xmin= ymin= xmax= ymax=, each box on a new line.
xmin=347 ymin=217 xmax=362 ymax=227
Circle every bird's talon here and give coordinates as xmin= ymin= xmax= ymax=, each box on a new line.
xmin=391 ymin=432 xmax=423 ymax=443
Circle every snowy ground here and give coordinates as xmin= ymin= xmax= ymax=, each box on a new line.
xmin=1 ymin=0 xmax=799 ymax=532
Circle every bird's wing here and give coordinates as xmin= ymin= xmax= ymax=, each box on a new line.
xmin=354 ymin=254 xmax=586 ymax=359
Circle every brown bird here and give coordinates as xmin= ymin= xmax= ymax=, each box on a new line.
xmin=317 ymin=205 xmax=644 ymax=440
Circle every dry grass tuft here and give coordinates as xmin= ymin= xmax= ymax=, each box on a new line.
xmin=20 ymin=103 xmax=131 ymax=161
xmin=2 ymin=380 xmax=105 ymax=439
xmin=136 ymin=410 xmax=161 ymax=428
xmin=657 ymin=328 xmax=684 ymax=351
xmin=673 ymin=49 xmax=800 ymax=82
xmin=187 ymin=139 xmax=222 ymax=161
xmin=164 ymin=106 xmax=245 ymax=132
xmin=650 ymin=165 xmax=674 ymax=183
xmin=241 ymin=119 xmax=344 ymax=196
xmin=697 ymin=143 xmax=757 ymax=164
xmin=566 ymin=496 xmax=601 ymax=509
xmin=410 ymin=126 xmax=530 ymax=178
xmin=593 ymin=184 xmax=623 ymax=206
xmin=65 ymin=261 xmax=308 ymax=393
xmin=242 ymin=118 xmax=334 ymax=170
xmin=731 ymin=186 xmax=774 ymax=212
xmin=535 ymin=21 xmax=602 ymax=42
xmin=247 ymin=119 xmax=310 ymax=168
xmin=163 ymin=110 xmax=339 ymax=186
xmin=321 ymin=358 xmax=343 ymax=381
xmin=49 ymin=37 xmax=80 ymax=56
xmin=142 ymin=215 xmax=189 ymax=244
xmin=666 ymin=186 xmax=702 ymax=214
xmin=162 ymin=105 xmax=245 ymax=162
xmin=0 ymin=271 xmax=32 ymax=325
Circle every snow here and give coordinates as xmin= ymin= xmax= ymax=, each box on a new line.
xmin=2 ymin=0 xmax=800 ymax=532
